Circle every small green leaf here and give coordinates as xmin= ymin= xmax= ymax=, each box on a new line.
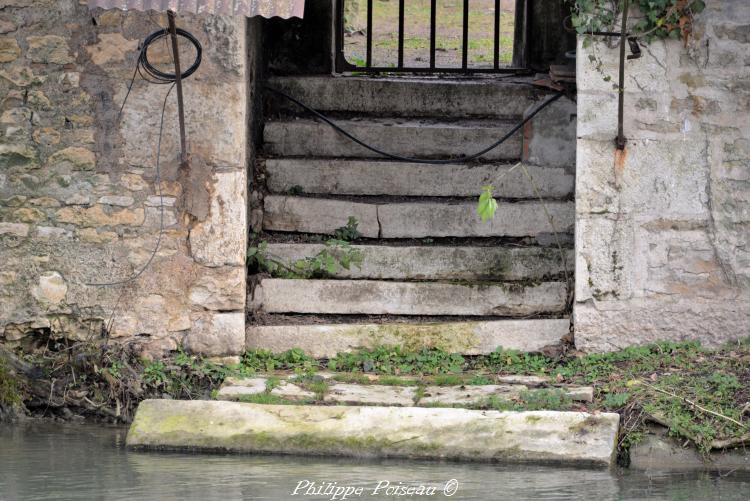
xmin=477 ymin=185 xmax=498 ymax=222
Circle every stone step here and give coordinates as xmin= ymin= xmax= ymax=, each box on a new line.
xmin=264 ymin=243 xmax=572 ymax=281
xmin=265 ymin=159 xmax=574 ymax=198
xmin=266 ymin=75 xmax=543 ymax=118
xmin=263 ymin=118 xmax=522 ymax=160
xmin=216 ymin=376 xmax=594 ymax=406
xmin=263 ymin=196 xmax=574 ymax=238
xmin=127 ymin=400 xmax=620 ymax=466
xmin=246 ymin=319 xmax=570 ymax=357
xmin=250 ymin=279 xmax=567 ymax=316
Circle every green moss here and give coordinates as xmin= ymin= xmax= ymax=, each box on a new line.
xmin=0 ymin=360 xmax=22 ymax=407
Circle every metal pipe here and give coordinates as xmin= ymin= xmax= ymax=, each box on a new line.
xmin=430 ymin=0 xmax=437 ymax=69
xmin=397 ymin=0 xmax=405 ymax=68
xmin=167 ymin=10 xmax=187 ymax=164
xmin=366 ymin=0 xmax=373 ymax=67
xmin=616 ymin=0 xmax=629 ymax=150
xmin=462 ymin=0 xmax=469 ymax=70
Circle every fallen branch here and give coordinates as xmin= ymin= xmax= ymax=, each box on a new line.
xmin=641 ymin=381 xmax=750 ymax=431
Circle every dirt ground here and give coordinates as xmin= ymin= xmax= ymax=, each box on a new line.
xmin=343 ymin=0 xmax=516 ymax=70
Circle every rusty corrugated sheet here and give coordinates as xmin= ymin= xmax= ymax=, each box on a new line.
xmin=88 ymin=0 xmax=305 ymax=18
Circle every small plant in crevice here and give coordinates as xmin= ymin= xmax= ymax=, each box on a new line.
xmin=333 ymin=216 xmax=361 ymax=241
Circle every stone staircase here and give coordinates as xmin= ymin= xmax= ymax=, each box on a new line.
xmin=248 ymin=76 xmax=576 ymax=357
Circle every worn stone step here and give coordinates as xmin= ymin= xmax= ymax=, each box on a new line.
xmin=246 ymin=319 xmax=570 ymax=357
xmin=263 ymin=118 xmax=522 ymax=160
xmin=262 ymin=195 xmax=380 ymax=238
xmin=262 ymin=196 xmax=575 ymax=238
xmin=217 ymin=377 xmax=594 ymax=406
xmin=265 ymin=159 xmax=574 ymax=198
xmin=251 ymin=279 xmax=567 ymax=316
xmin=378 ymin=201 xmax=574 ymax=238
xmin=267 ymin=75 xmax=543 ymax=118
xmin=127 ymin=400 xmax=620 ymax=466
xmin=264 ymin=243 xmax=572 ymax=281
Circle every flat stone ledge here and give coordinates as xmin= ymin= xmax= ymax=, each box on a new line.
xmin=246 ymin=319 xmax=570 ymax=357
xmin=218 ymin=377 xmax=593 ymax=407
xmin=267 ymin=76 xmax=541 ymax=118
xmin=264 ymin=243 xmax=573 ymax=281
xmin=262 ymin=196 xmax=573 ymax=239
xmin=251 ymin=279 xmax=567 ymax=316
xmin=265 ymin=159 xmax=574 ymax=198
xmin=378 ymin=201 xmax=574 ymax=238
xmin=126 ymin=399 xmax=620 ymax=466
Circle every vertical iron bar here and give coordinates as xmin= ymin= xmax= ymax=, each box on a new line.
xmin=462 ymin=0 xmax=469 ymax=70
xmin=366 ymin=0 xmax=373 ymax=67
xmin=494 ymin=0 xmax=500 ymax=69
xmin=398 ymin=0 xmax=405 ymax=68
xmin=616 ymin=0 xmax=629 ymax=150
xmin=430 ymin=0 xmax=436 ymax=69
xmin=167 ymin=10 xmax=187 ymax=165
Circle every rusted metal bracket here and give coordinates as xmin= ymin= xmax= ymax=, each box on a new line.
xmin=167 ymin=10 xmax=188 ymax=165
xmin=615 ymin=0 xmax=630 ymax=151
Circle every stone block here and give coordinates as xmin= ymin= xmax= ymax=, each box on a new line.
xmin=262 ymin=195 xmax=379 ymax=238
xmin=183 ymin=312 xmax=245 ymax=356
xmin=26 ymin=35 xmax=73 ymax=64
xmin=265 ymin=159 xmax=574 ymax=198
xmin=189 ymin=171 xmax=247 ymax=267
xmin=246 ymin=319 xmax=570 ymax=357
xmin=127 ymin=400 xmax=621 ymax=466
xmin=265 ymin=243 xmax=572 ymax=281
xmin=251 ymin=279 xmax=567 ymax=317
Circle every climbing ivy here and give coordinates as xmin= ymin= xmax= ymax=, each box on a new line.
xmin=569 ymin=0 xmax=706 ymax=44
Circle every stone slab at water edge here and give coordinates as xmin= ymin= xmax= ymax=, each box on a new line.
xmin=126 ymin=400 xmax=620 ymax=467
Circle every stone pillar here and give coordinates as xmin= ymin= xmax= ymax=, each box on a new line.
xmin=574 ymin=1 xmax=750 ymax=351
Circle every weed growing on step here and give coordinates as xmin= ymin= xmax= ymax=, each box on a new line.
xmin=328 ymin=346 xmax=465 ymax=375
xmin=247 ymin=238 xmax=363 ymax=279
xmin=333 ymin=216 xmax=361 ymax=241
xmin=483 ymin=389 xmax=573 ymax=412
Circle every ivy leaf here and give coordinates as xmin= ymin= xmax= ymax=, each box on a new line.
xmin=477 ymin=185 xmax=498 ymax=222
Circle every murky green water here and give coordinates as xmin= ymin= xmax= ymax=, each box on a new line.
xmin=1 ymin=423 xmax=748 ymax=500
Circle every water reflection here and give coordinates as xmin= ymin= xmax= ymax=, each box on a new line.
xmin=1 ymin=423 xmax=748 ymax=501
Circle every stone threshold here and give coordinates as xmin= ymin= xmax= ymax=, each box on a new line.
xmin=216 ymin=374 xmax=594 ymax=407
xmin=126 ymin=399 xmax=620 ymax=466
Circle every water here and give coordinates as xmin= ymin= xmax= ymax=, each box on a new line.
xmin=1 ymin=423 xmax=748 ymax=501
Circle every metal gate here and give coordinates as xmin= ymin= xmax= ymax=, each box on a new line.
xmin=335 ymin=0 xmax=527 ymax=73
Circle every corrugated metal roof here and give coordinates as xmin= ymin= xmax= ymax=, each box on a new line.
xmin=87 ymin=0 xmax=305 ymax=18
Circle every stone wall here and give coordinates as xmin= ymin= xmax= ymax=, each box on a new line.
xmin=0 ymin=1 xmax=248 ymax=357
xmin=574 ymin=1 xmax=750 ymax=351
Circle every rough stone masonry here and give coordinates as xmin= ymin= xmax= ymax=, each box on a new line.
xmin=574 ymin=1 xmax=750 ymax=351
xmin=0 ymin=1 xmax=247 ymax=356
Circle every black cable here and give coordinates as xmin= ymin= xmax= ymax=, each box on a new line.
xmin=88 ymin=26 xmax=202 ymax=288
xmin=264 ymin=86 xmax=564 ymax=164
xmin=87 ymin=83 xmax=173 ymax=288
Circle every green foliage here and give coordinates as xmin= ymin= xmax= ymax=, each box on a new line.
xmin=247 ymin=238 xmax=363 ymax=279
xmin=480 ymin=347 xmax=553 ymax=374
xmin=241 ymin=348 xmax=316 ymax=373
xmin=333 ymin=216 xmax=361 ymax=241
xmin=0 ymin=360 xmax=22 ymax=407
xmin=476 ymin=185 xmax=498 ymax=222
xmin=602 ymin=391 xmax=630 ymax=409
xmin=329 ymin=346 xmax=465 ymax=375
xmin=142 ymin=361 xmax=168 ymax=386
xmin=467 ymin=374 xmax=494 ymax=386
xmin=485 ymin=389 xmax=573 ymax=412
xmin=568 ymin=0 xmax=707 ymax=42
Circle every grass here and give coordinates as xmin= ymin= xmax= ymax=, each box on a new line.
xmin=344 ymin=0 xmax=516 ymax=68
xmin=7 ymin=335 xmax=749 ymax=459
xmin=237 ymin=340 xmax=750 ymax=457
